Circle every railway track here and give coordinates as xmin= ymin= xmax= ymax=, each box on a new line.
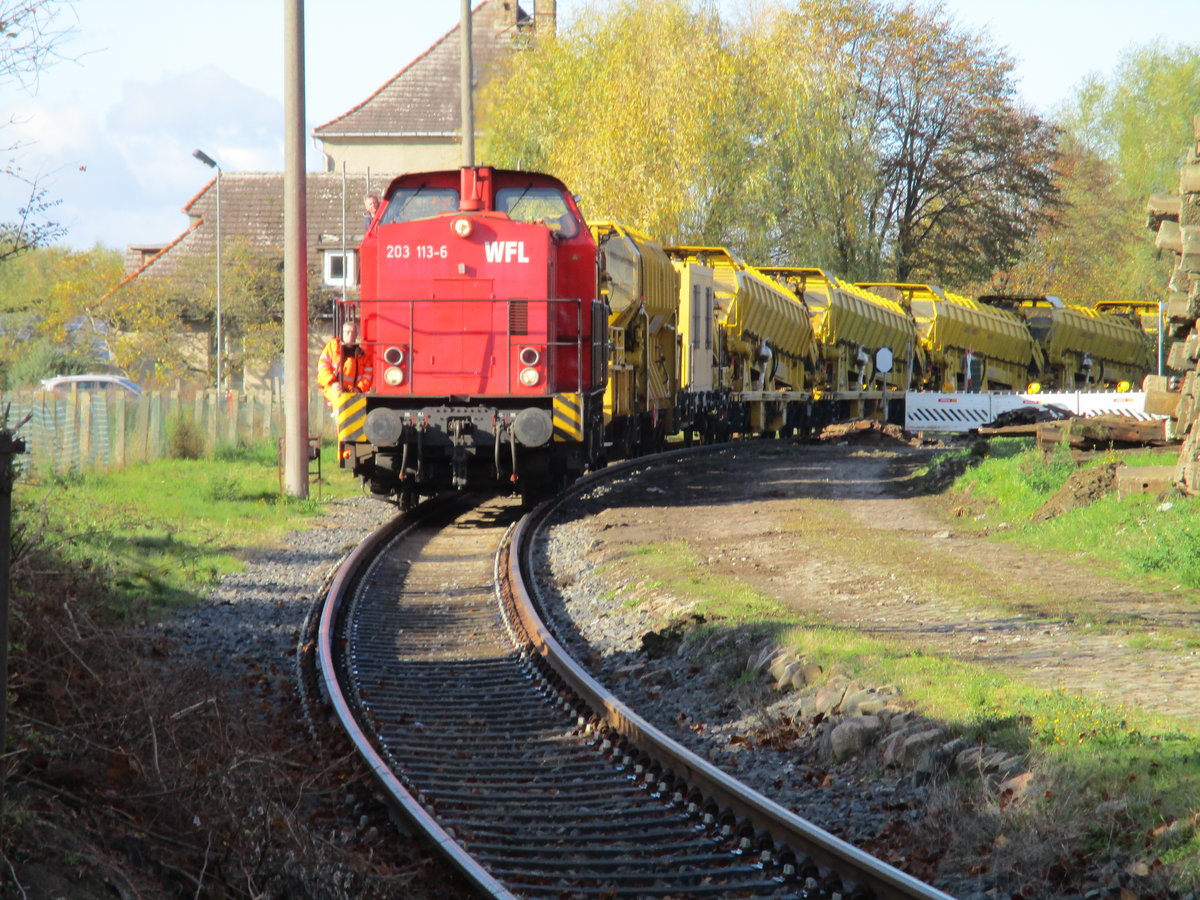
xmin=311 ymin=460 xmax=955 ymax=899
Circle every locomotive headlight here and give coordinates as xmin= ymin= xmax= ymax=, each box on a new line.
xmin=384 ymin=346 xmax=404 ymax=365
xmin=452 ymin=217 xmax=473 ymax=238
xmin=519 ymin=367 xmax=540 ymax=387
xmin=384 ymin=366 xmax=405 ymax=386
xmin=519 ymin=346 xmax=540 ymax=366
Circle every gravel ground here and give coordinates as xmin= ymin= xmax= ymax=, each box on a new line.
xmin=527 ymin=470 xmax=972 ymax=897
xmin=156 ymin=495 xmax=396 ymax=670
xmin=524 ymin=442 xmax=1197 ymax=900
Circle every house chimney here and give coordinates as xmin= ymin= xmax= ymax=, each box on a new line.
xmin=535 ymin=0 xmax=556 ymax=35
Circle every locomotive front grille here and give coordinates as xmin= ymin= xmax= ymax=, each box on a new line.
xmin=509 ymin=300 xmax=529 ymax=335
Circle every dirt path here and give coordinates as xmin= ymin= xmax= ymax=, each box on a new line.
xmin=589 ymin=435 xmax=1200 ymax=724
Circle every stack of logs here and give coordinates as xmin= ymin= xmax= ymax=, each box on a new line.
xmin=1145 ymin=112 xmax=1200 ymax=493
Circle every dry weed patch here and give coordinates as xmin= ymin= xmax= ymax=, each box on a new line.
xmin=2 ymin=513 xmax=465 ymax=898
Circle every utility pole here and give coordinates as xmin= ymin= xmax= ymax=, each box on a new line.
xmin=0 ymin=408 xmax=29 ymax=822
xmin=461 ymin=0 xmax=474 ymax=167
xmin=283 ymin=0 xmax=310 ymax=497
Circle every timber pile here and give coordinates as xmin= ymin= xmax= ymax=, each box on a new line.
xmin=1146 ymin=111 xmax=1200 ymax=492
xmin=1034 ymin=415 xmax=1168 ymax=451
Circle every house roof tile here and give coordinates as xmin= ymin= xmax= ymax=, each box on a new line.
xmin=314 ymin=0 xmax=529 ymax=139
xmin=111 ymin=172 xmax=393 ymax=289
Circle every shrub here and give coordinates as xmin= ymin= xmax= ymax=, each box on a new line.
xmin=204 ymin=473 xmax=243 ymax=501
xmin=168 ymin=412 xmax=206 ymax=459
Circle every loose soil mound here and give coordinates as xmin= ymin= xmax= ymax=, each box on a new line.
xmin=815 ymin=419 xmax=915 ymax=446
xmin=1032 ymin=461 xmax=1119 ymax=521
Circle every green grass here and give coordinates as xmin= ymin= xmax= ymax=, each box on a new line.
xmin=626 ymin=541 xmax=794 ymax=623
xmin=13 ymin=439 xmax=361 ymax=616
xmin=947 ymin=439 xmax=1200 ymax=588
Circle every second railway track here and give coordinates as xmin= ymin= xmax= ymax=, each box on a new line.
xmin=313 ymin=459 xmax=955 ymax=899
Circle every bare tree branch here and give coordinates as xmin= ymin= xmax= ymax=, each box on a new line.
xmin=0 ymin=0 xmax=78 ymax=94
xmin=0 ymin=1 xmax=78 ymax=258
xmin=0 ymin=164 xmax=65 ymax=260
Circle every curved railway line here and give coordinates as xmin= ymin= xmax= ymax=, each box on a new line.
xmin=308 ymin=456 xmax=955 ymax=899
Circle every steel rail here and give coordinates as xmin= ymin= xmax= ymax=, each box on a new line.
xmin=315 ymin=496 xmax=519 ymax=900
xmin=505 ymin=452 xmax=956 ymax=900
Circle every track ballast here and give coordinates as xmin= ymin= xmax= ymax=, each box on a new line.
xmin=315 ymin=459 xmax=955 ymax=899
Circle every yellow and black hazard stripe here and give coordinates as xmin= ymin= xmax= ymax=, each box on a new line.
xmin=335 ymin=392 xmax=368 ymax=443
xmin=552 ymin=392 xmax=583 ymax=442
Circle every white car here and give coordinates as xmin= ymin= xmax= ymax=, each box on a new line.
xmin=40 ymin=374 xmax=143 ymax=396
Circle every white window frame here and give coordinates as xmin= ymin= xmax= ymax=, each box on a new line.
xmin=323 ymin=249 xmax=358 ymax=288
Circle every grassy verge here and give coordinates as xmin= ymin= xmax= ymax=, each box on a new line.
xmin=4 ymin=440 xmax=454 ymax=897
xmin=13 ymin=439 xmax=361 ymax=616
xmin=936 ymin=438 xmax=1200 ymax=588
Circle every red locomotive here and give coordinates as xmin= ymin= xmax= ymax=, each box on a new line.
xmin=339 ymin=166 xmax=608 ymax=505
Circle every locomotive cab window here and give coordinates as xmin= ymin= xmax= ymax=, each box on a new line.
xmin=380 ymin=187 xmax=460 ymax=224
xmin=496 ymin=187 xmax=578 ymax=238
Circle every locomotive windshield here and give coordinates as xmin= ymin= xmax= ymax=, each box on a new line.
xmin=496 ymin=186 xmax=579 ymax=238
xmin=380 ymin=186 xmax=459 ymax=224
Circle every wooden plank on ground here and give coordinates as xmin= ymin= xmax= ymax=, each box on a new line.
xmin=1037 ymin=416 xmax=1168 ymax=451
xmin=977 ymin=424 xmax=1040 ymax=438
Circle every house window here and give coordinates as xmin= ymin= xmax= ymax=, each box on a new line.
xmin=323 ymin=250 xmax=358 ymax=287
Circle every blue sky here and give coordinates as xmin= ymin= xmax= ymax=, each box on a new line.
xmin=2 ymin=0 xmax=1194 ymax=252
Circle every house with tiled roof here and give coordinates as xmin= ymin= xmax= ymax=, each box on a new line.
xmin=110 ymin=0 xmax=555 ymax=389
xmin=314 ymin=0 xmax=549 ymax=174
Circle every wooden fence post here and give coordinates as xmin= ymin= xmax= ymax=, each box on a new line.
xmin=114 ymin=392 xmax=127 ymax=469
xmin=79 ymin=392 xmax=92 ymax=470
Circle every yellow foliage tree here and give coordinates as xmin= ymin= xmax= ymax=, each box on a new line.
xmin=480 ymin=0 xmax=1056 ymax=285
xmin=482 ymin=0 xmax=742 ymax=246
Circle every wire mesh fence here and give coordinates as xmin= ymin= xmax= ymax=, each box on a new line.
xmin=0 ymin=389 xmax=336 ymax=480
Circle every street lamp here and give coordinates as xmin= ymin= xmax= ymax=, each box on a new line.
xmin=192 ymin=148 xmax=223 ymax=391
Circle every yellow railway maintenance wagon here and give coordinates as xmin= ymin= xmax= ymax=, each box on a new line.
xmin=1094 ymin=299 xmax=1162 ymax=339
xmin=667 ymin=247 xmax=818 ymax=437
xmin=667 ymin=247 xmax=817 ymax=394
xmin=983 ymin=295 xmax=1153 ymax=390
xmin=760 ymin=267 xmax=923 ymax=394
xmin=592 ymin=221 xmax=680 ymax=453
xmin=861 ymin=282 xmax=1042 ymax=392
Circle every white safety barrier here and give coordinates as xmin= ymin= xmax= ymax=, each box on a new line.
xmin=904 ymin=391 xmax=1155 ymax=434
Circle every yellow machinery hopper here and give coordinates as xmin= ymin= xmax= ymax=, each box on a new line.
xmin=760 ymin=267 xmax=923 ymax=392
xmin=591 ymin=221 xmax=680 ymax=430
xmin=860 ymin=283 xmax=1041 ymax=392
xmin=666 ymin=247 xmax=817 ymax=394
xmin=1094 ymin=300 xmax=1161 ymax=339
xmin=984 ymin=295 xmax=1152 ymax=389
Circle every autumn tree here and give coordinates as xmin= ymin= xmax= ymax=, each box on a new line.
xmin=481 ymin=0 xmax=744 ymax=246
xmin=785 ymin=0 xmax=1060 ymax=284
xmin=0 ymin=245 xmax=122 ymax=388
xmin=480 ymin=0 xmax=1057 ymax=286
xmin=1015 ymin=42 xmax=1200 ymax=306
xmin=720 ymin=3 xmax=878 ymax=271
xmin=979 ymin=136 xmax=1132 ymax=300
xmin=98 ymin=239 xmax=332 ymax=387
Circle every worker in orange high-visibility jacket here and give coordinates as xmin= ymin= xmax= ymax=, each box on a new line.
xmin=317 ymin=318 xmax=373 ymax=409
